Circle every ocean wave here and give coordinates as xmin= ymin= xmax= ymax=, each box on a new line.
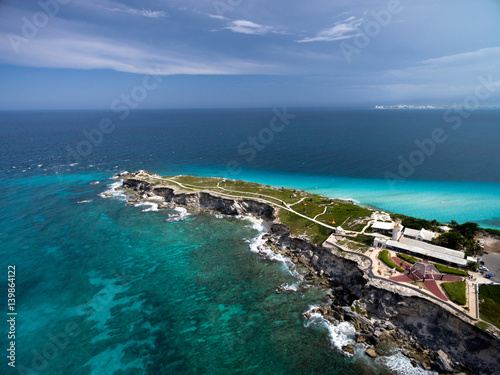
xmin=165 ymin=207 xmax=191 ymax=222
xmin=275 ymin=282 xmax=299 ymax=293
xmin=99 ymin=180 xmax=126 ymax=200
xmin=303 ymin=306 xmax=437 ymax=374
xmin=303 ymin=306 xmax=356 ymax=353
xmin=376 ymin=352 xmax=437 ymax=375
xmin=241 ymin=216 xmax=266 ymax=232
xmin=135 ymin=202 xmax=159 ymax=212
xmin=246 ymin=234 xmax=304 ymax=281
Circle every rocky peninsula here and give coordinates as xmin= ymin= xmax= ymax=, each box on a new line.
xmin=113 ymin=170 xmax=500 ymax=374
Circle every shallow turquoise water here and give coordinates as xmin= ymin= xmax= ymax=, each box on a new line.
xmin=0 ymin=173 xmax=435 ymax=374
xmin=3 ymin=108 xmax=494 ymax=374
xmin=163 ymin=166 xmax=500 ymax=230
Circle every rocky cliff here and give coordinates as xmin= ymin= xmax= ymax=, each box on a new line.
xmin=120 ymin=176 xmax=500 ymax=374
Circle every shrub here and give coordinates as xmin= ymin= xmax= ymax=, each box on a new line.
xmin=485 ymin=228 xmax=500 ymax=237
xmin=378 ymin=250 xmax=404 ymax=272
xmin=442 ymin=281 xmax=466 ymax=305
xmin=397 ymin=253 xmax=418 ymax=264
xmin=434 ymin=264 xmax=468 ymax=276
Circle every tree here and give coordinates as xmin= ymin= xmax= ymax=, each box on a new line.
xmin=455 ymin=222 xmax=480 ymax=240
xmin=432 ymin=232 xmax=465 ymax=250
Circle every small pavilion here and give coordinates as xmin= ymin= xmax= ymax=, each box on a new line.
xmin=408 ymin=262 xmax=443 ymax=281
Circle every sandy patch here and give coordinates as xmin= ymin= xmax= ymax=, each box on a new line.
xmin=478 ymin=234 xmax=500 ymax=254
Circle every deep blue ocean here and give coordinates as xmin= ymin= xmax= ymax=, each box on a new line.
xmin=1 ymin=108 xmax=499 ymax=374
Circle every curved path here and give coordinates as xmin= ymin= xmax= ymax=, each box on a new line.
xmin=144 ymin=174 xmax=339 ymax=231
xmin=137 ymin=172 xmax=479 ymax=322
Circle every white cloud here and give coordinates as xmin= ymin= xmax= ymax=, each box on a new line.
xmin=106 ymin=7 xmax=168 ymax=18
xmin=385 ymin=47 xmax=500 ymax=82
xmin=225 ymin=20 xmax=283 ymax=35
xmin=0 ymin=27 xmax=284 ymax=76
xmin=419 ymin=47 xmax=500 ymax=67
xmin=297 ymin=16 xmax=364 ymax=42
xmin=208 ymin=14 xmax=228 ymax=21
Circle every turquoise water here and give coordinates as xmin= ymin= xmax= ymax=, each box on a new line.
xmin=164 ymin=166 xmax=500 ymax=230
xmin=2 ymin=108 xmax=497 ymax=374
xmin=1 ymin=109 xmax=499 ymax=228
xmin=0 ymin=173 xmax=432 ymax=374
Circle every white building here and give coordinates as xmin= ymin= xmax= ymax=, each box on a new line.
xmin=403 ymin=228 xmax=436 ymax=242
xmin=371 ymin=221 xmax=468 ymax=267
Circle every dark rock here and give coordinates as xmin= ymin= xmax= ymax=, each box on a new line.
xmin=356 ymin=333 xmax=380 ymax=346
xmin=303 ymin=250 xmax=314 ymax=259
xmin=433 ymin=350 xmax=455 ymax=373
xmin=422 ymin=362 xmax=432 ymax=371
xmin=123 ymin=174 xmax=500 ymax=375
xmin=342 ymin=344 xmax=355 ymax=355
xmin=298 ymin=255 xmax=309 ymax=265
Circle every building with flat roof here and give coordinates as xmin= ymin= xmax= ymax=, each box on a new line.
xmin=371 ymin=221 xmax=395 ymax=231
xmin=384 ymin=237 xmax=468 ymax=266
xmin=403 ymin=227 xmax=436 ymax=242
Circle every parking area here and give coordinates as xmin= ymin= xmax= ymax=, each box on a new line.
xmin=480 ymin=252 xmax=500 ymax=282
xmin=477 ymin=235 xmax=500 ymax=282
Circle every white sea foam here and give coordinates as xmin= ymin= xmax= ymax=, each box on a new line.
xmin=276 ymin=283 xmax=299 ymax=292
xmin=246 ymin=233 xmax=303 ymax=281
xmin=376 ymin=352 xmax=438 ymax=375
xmin=77 ymin=200 xmax=92 ymax=204
xmin=99 ymin=180 xmax=126 ymax=200
xmin=135 ymin=202 xmax=159 ymax=212
xmin=303 ymin=306 xmax=356 ymax=352
xmin=165 ymin=207 xmax=191 ymax=222
xmin=242 ymin=216 xmax=267 ymax=232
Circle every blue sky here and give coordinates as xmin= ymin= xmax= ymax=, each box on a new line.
xmin=0 ymin=0 xmax=499 ymax=109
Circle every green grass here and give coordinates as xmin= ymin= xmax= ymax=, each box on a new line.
xmin=434 ymin=264 xmax=468 ymax=276
xmin=277 ymin=210 xmax=333 ymax=245
xmin=378 ymin=250 xmax=404 ymax=272
xmin=132 ymin=171 xmax=373 ymax=244
xmin=442 ymin=281 xmax=467 ymax=305
xmin=475 ymin=321 xmax=490 ymax=330
xmin=396 ymin=253 xmax=418 ymax=264
xmin=479 ymin=284 xmax=500 ymax=329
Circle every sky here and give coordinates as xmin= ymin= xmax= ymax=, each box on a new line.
xmin=0 ymin=0 xmax=500 ymax=109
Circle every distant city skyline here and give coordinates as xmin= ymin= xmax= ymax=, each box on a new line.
xmin=1 ymin=0 xmax=500 ymax=110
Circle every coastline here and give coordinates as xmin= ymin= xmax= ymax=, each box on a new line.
xmin=111 ymin=170 xmax=500 ymax=375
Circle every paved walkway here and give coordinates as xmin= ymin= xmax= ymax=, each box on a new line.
xmin=138 ymin=172 xmax=480 ymax=321
xmin=390 ymin=274 xmax=414 ymax=282
xmin=467 ymin=280 xmax=478 ymax=319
